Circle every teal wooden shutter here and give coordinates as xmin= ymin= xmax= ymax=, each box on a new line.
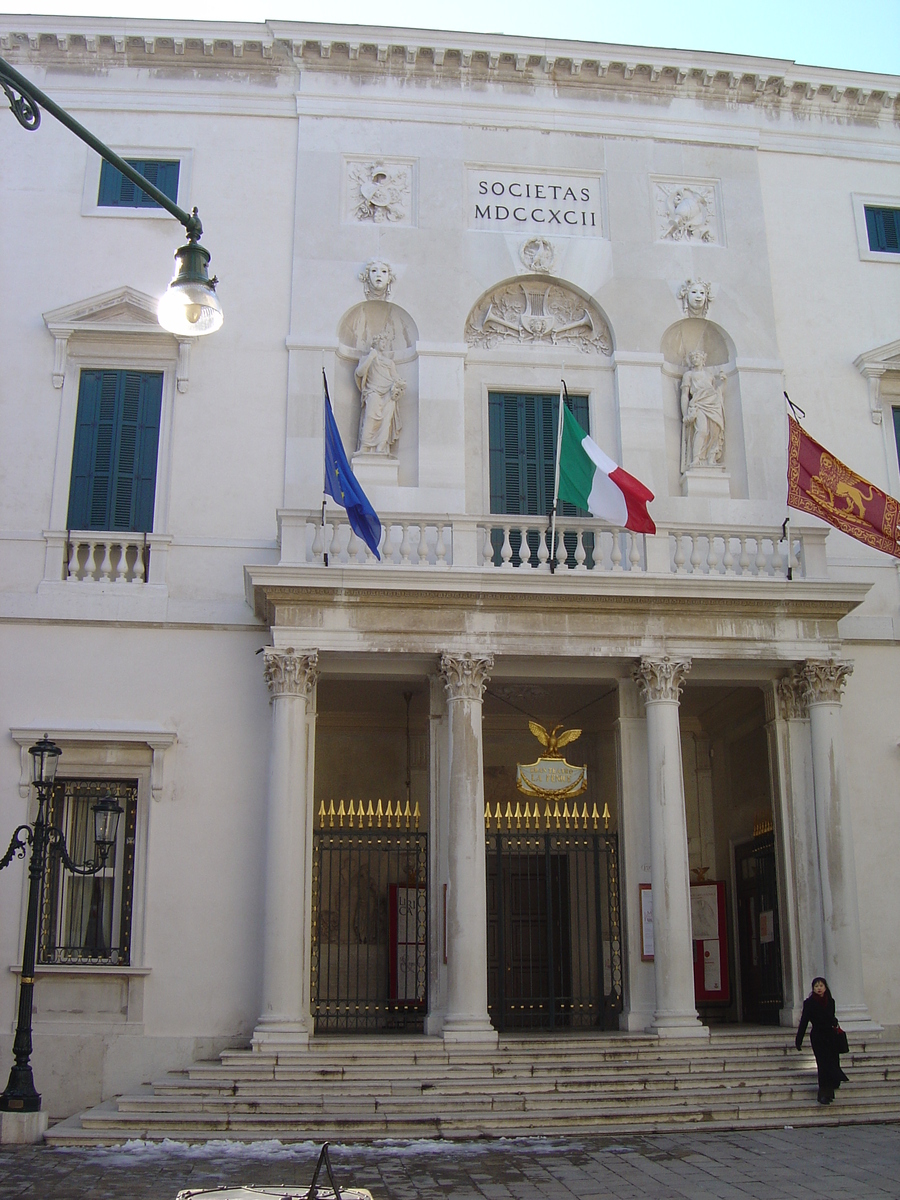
xmin=489 ymin=392 xmax=589 ymax=515
xmin=865 ymin=207 xmax=900 ymax=253
xmin=67 ymin=370 xmax=163 ymax=532
xmin=98 ymin=159 xmax=180 ymax=208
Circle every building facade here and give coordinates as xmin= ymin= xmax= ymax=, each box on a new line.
xmin=1 ymin=17 xmax=899 ymax=1120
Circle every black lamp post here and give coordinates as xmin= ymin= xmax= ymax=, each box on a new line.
xmin=0 ymin=737 xmax=122 ymax=1113
xmin=0 ymin=53 xmax=223 ymax=336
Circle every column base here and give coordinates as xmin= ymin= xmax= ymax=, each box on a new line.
xmin=652 ymin=1016 xmax=710 ymax=1039
xmin=619 ymin=1009 xmax=656 ymax=1032
xmin=442 ymin=1016 xmax=498 ymax=1046
xmin=1 ymin=1111 xmax=48 ymax=1144
xmin=836 ymin=1004 xmax=883 ymax=1034
xmin=251 ymin=1019 xmax=312 ymax=1051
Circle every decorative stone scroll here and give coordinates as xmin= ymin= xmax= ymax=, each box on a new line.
xmin=776 ymin=668 xmax=808 ymax=720
xmin=798 ymin=659 xmax=853 ymax=706
xmin=654 ymin=180 xmax=720 ymax=244
xmin=465 ymin=280 xmax=612 ymax=354
xmin=263 ymin=648 xmax=319 ymax=699
xmin=632 ymin=655 xmax=692 ymax=703
xmin=345 ymin=160 xmax=412 ymax=225
xmin=440 ymin=652 xmax=493 ymax=701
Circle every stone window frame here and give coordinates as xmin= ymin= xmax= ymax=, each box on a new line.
xmin=851 ymin=193 xmax=900 ymax=263
xmin=81 ymin=145 xmax=194 ymax=222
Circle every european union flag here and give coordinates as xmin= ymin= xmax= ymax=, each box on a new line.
xmin=323 ymin=373 xmax=382 ymax=560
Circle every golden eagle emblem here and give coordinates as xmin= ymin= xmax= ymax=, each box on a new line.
xmin=528 ymin=721 xmax=582 ymax=759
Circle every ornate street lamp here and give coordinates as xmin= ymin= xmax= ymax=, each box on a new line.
xmin=0 ymin=738 xmax=122 ymax=1113
xmin=0 ymin=54 xmax=223 ymax=336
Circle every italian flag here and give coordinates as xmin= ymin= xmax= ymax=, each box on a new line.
xmin=557 ymin=404 xmax=656 ymax=533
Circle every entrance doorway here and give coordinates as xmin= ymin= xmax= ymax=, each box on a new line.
xmin=734 ymin=828 xmax=783 ymax=1024
xmin=486 ymin=814 xmax=622 ymax=1031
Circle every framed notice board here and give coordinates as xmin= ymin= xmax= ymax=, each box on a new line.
xmin=691 ymin=880 xmax=729 ymax=1003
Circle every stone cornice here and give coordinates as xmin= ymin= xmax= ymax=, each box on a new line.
xmin=1 ymin=19 xmax=897 ymax=116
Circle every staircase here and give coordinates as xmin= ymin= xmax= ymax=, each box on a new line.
xmin=45 ymin=1028 xmax=900 ymax=1144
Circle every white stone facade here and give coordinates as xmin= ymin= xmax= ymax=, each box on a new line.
xmin=1 ymin=18 xmax=899 ymax=1119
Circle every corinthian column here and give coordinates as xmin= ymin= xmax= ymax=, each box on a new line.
xmin=799 ymin=659 xmax=877 ymax=1030
xmin=439 ymin=651 xmax=497 ymax=1044
xmin=632 ymin=656 xmax=707 ymax=1038
xmin=252 ymin=648 xmax=318 ymax=1048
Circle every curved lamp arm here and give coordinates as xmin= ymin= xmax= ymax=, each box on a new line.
xmin=0 ymin=826 xmax=33 ymax=872
xmin=0 ymin=53 xmax=202 ymax=241
xmin=46 ymin=826 xmax=110 ymax=876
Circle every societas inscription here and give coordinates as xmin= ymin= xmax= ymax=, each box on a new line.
xmin=468 ymin=168 xmax=603 ymax=237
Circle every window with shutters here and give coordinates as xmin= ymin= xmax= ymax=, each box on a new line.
xmin=488 ymin=391 xmax=591 ymax=566
xmin=39 ymin=779 xmax=138 ymax=966
xmin=852 ymin=194 xmax=900 ymax=262
xmin=82 ymin=148 xmax=191 ymax=221
xmin=98 ymin=159 xmax=180 ymax=209
xmin=67 ymin=369 xmax=163 ymax=533
xmin=864 ymin=207 xmax=900 ymax=254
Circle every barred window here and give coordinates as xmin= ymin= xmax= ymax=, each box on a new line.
xmin=39 ymin=780 xmax=137 ymax=966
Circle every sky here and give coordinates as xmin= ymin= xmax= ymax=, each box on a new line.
xmin=3 ymin=0 xmax=899 ymax=77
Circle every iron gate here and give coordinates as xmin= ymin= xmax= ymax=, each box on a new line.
xmin=312 ymin=799 xmax=427 ymax=1032
xmin=486 ymin=800 xmax=622 ymax=1031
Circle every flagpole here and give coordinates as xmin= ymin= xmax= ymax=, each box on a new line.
xmin=321 ymin=363 xmax=329 ymax=567
xmin=549 ymin=368 xmax=566 ymax=574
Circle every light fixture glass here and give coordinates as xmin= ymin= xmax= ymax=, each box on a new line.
xmin=29 ymin=735 xmax=61 ymax=787
xmin=157 ymin=240 xmax=223 ymax=337
xmin=91 ymin=794 xmax=123 ymax=856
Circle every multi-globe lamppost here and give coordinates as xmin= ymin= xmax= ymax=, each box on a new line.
xmin=0 ymin=738 xmax=123 ymax=1112
xmin=0 ymin=53 xmax=223 ymax=335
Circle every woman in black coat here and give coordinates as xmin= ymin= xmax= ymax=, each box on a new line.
xmin=795 ymin=976 xmax=849 ymax=1104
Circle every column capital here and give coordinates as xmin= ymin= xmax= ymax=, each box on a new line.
xmin=263 ymin=648 xmax=318 ymax=699
xmin=776 ymin=667 xmax=809 ymax=720
xmin=440 ymin=652 xmax=493 ymax=701
xmin=799 ymin=658 xmax=853 ymax=706
xmin=632 ymin=655 xmax=691 ymax=703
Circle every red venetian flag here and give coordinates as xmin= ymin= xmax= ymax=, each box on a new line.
xmin=787 ymin=416 xmax=900 ymax=558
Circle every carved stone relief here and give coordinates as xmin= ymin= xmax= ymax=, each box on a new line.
xmin=465 ymin=279 xmax=612 ymax=354
xmin=263 ymin=648 xmax=318 ymax=699
xmin=678 ymin=278 xmax=713 ymax=318
xmin=358 ymin=259 xmax=395 ymax=300
xmin=654 ymin=180 xmax=720 ymax=244
xmin=798 ymin=659 xmax=853 ymax=706
xmin=776 ymin=669 xmax=808 ymax=720
xmin=519 ymin=236 xmax=556 ymax=273
xmin=440 ymin=652 xmax=494 ymax=702
xmin=345 ymin=160 xmax=412 ymax=225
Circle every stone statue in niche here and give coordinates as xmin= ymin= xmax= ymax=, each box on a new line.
xmin=359 ymin=258 xmax=396 ymax=300
xmin=678 ymin=278 xmax=713 ymax=318
xmin=355 ymin=331 xmax=405 ymax=454
xmin=656 ymin=182 xmax=718 ymax=243
xmin=348 ymin=161 xmax=411 ymax=224
xmin=680 ymin=349 xmax=726 ymax=471
xmin=519 ymin=236 xmax=555 ymax=273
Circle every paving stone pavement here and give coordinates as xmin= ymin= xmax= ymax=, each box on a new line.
xmin=1 ymin=1126 xmax=899 ymax=1200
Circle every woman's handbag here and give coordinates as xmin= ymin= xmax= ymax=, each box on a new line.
xmin=834 ymin=1025 xmax=849 ymax=1055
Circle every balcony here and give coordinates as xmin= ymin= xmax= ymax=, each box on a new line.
xmin=276 ymin=510 xmax=830 ymax=580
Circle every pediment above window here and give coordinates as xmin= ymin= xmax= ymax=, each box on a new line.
xmin=43 ymin=286 xmax=190 ymax=391
xmin=854 ymin=338 xmax=900 ymax=423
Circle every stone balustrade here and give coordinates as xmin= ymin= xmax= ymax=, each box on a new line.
xmin=40 ymin=531 xmax=173 ymax=586
xmin=277 ymin=511 xmax=829 ymax=579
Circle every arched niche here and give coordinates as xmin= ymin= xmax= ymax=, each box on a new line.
xmin=335 ymin=300 xmax=420 ymax=489
xmin=661 ymin=318 xmax=747 ymax=499
xmin=465 ymin=275 xmax=614 ymax=356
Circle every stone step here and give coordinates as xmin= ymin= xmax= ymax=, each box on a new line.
xmin=44 ymin=1029 xmax=900 ymax=1147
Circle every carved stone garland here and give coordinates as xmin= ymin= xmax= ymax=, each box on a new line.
xmin=263 ymin=648 xmax=319 ymax=699
xmin=632 ymin=655 xmax=692 ymax=703
xmin=465 ymin=280 xmax=612 ymax=354
xmin=440 ymin=652 xmax=494 ymax=701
